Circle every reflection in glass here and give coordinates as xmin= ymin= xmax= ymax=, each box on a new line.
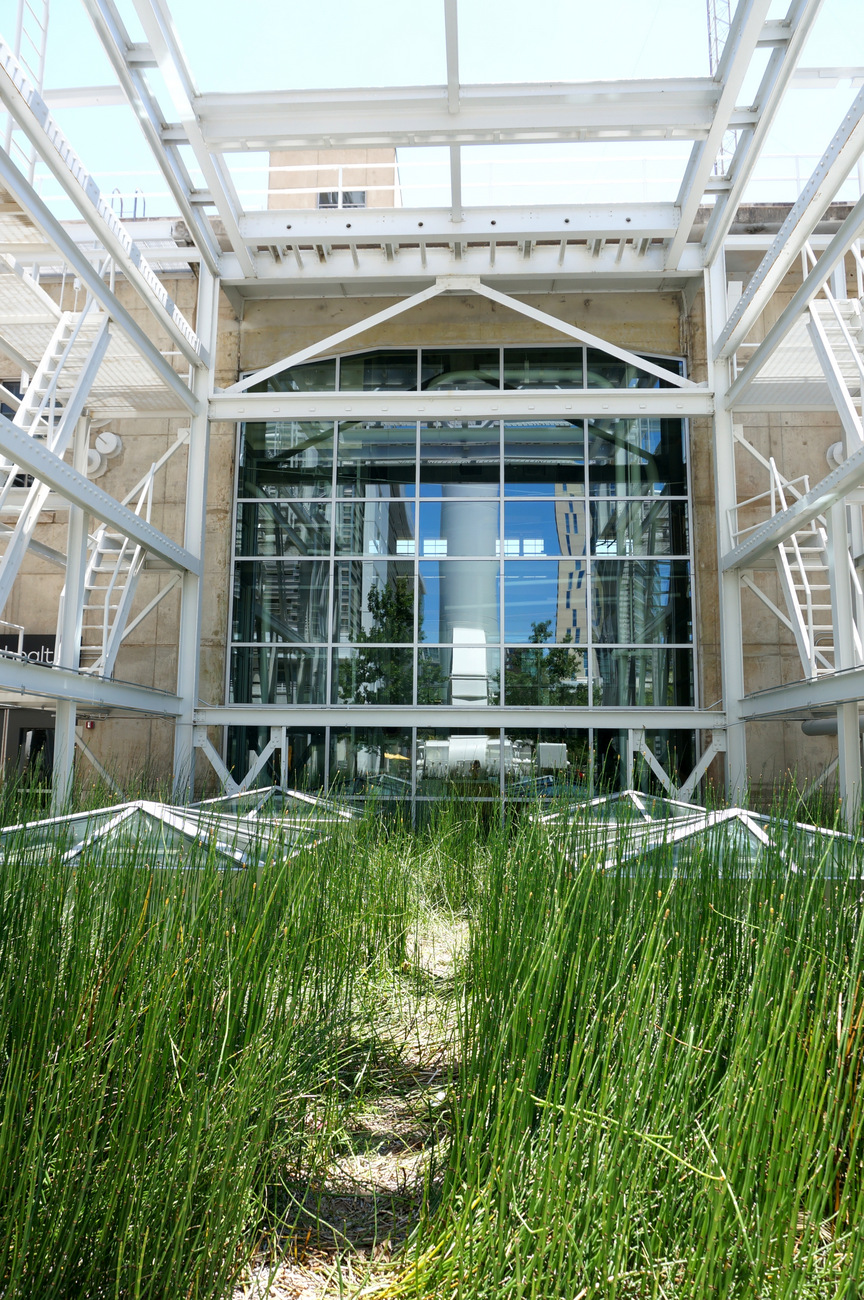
xmin=249 ymin=357 xmax=337 ymax=393
xmin=419 ymin=497 xmax=500 ymax=557
xmin=332 ymin=563 xmax=414 ymax=643
xmin=503 ymin=420 xmax=585 ymax=494
xmin=419 ymin=421 xmax=499 ymax=494
xmin=503 ymin=347 xmax=582 ymax=389
xmin=416 ymin=729 xmax=501 ymax=797
xmin=592 ymin=559 xmax=691 ymax=644
xmin=590 ymin=499 xmax=689 ymax=556
xmin=226 ymin=726 xmax=326 ymax=790
xmin=229 ymin=645 xmax=328 ymax=704
xmin=504 ymin=728 xmax=592 ymax=795
xmin=336 ymin=421 xmax=417 ymax=493
xmin=418 ymin=646 xmax=500 ymax=706
xmin=504 ymin=561 xmax=588 ymax=644
xmin=235 ymin=499 xmax=331 ymax=557
xmin=585 ymin=349 xmax=682 ymax=389
xmin=504 ymin=645 xmax=588 ymax=706
xmin=418 ymin=561 xmax=500 ymax=645
xmin=420 ymin=350 xmax=500 ymax=390
xmin=594 ymin=648 xmax=693 ymax=707
xmin=334 ymin=498 xmax=416 ymax=555
xmin=339 ymin=350 xmax=418 ymax=391
xmin=241 ymin=421 xmax=334 ymax=497
xmin=588 ymin=418 xmax=687 ymax=497
xmin=330 ymin=728 xmax=412 ymax=799
xmin=332 ymin=647 xmax=414 ymax=705
xmin=232 ymin=560 xmax=330 ymax=643
xmin=504 ymin=499 xmax=586 ymax=558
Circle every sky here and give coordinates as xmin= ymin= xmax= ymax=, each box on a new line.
xmin=14 ymin=0 xmax=864 ymax=218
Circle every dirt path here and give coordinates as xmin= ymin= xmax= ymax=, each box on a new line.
xmin=234 ymin=918 xmax=465 ymax=1299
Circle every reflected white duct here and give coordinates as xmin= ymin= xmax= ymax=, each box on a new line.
xmin=439 ymin=484 xmax=499 ymax=705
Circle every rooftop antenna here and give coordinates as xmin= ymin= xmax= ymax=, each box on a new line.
xmin=706 ymin=0 xmax=738 ymax=176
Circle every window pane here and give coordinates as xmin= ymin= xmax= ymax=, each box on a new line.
xmin=241 ymin=421 xmax=333 ymax=497
xmin=504 ymin=560 xmax=588 ymax=645
xmin=503 ymin=347 xmax=582 ymax=388
xmin=588 ymin=418 xmax=686 ymax=497
xmin=332 ymin=562 xmax=415 ymax=642
xmin=418 ymin=560 xmax=500 ymax=644
xmin=418 ymin=647 xmax=500 ymax=706
xmin=420 ymin=349 xmax=500 ymax=390
xmin=504 ymin=728 xmax=592 ymax=796
xmin=585 ymin=350 xmax=682 ymax=389
xmin=232 ymin=560 xmax=330 ymax=643
xmin=594 ymin=649 xmax=694 ymax=707
xmin=248 ymin=357 xmax=336 ymax=393
xmin=229 ymin=646 xmax=328 ymax=704
xmin=235 ymin=500 xmax=331 ymax=557
xmin=339 ymin=350 xmax=418 ymax=391
xmin=226 ymin=726 xmax=326 ymax=790
xmin=419 ymin=421 xmax=499 ymax=494
xmin=589 ymin=500 xmax=689 ymax=556
xmin=336 ymin=420 xmax=416 ymax=493
xmin=504 ymin=646 xmax=589 ymax=706
xmin=332 ymin=647 xmax=414 ymax=705
xmin=417 ymin=729 xmax=502 ymax=797
xmin=503 ymin=420 xmax=585 ymax=495
xmin=419 ymin=498 xmax=500 ymax=557
xmin=330 ymin=728 xmax=412 ymax=800
xmin=504 ymin=500 xmax=586 ymax=558
xmin=592 ymin=559 xmax=691 ymax=644
xmin=334 ymin=499 xmax=416 ymax=555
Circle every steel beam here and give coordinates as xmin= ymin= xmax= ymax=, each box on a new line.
xmin=129 ymin=0 xmax=255 ymax=277
xmin=739 ymin=668 xmax=864 ymax=718
xmin=219 ymin=239 xmax=705 ymax=290
xmin=666 ymin=0 xmax=774 ymax=269
xmin=702 ymin=0 xmax=827 ymax=263
xmin=0 ymin=656 xmax=182 ymax=714
xmin=210 ymin=388 xmax=713 ymax=422
xmin=0 ymin=411 xmax=200 ymax=573
xmin=726 ymin=195 xmax=864 ymax=405
xmin=191 ymin=78 xmax=746 ymax=151
xmin=0 ymin=37 xmax=206 ymax=367
xmin=0 ymin=147 xmax=199 ymax=414
xmin=194 ymin=705 xmax=723 ymax=729
xmin=721 ymin=440 xmax=864 ymax=571
xmin=715 ymin=83 xmax=864 ymax=358
xmin=238 ymin=204 xmax=681 ymax=243
xmin=80 ymin=0 xmax=222 ymax=276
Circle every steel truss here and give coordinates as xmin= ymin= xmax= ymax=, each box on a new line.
xmin=0 ymin=0 xmax=863 ymax=813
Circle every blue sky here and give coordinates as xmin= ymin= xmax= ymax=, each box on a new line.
xmin=23 ymin=0 xmax=864 ymax=216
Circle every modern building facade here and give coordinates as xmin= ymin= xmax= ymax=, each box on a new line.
xmin=0 ymin=0 xmax=862 ymax=818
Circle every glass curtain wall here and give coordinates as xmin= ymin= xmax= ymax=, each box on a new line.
xmin=228 ymin=346 xmax=695 ymax=800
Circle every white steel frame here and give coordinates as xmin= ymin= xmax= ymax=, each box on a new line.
xmin=0 ymin=0 xmax=863 ymax=815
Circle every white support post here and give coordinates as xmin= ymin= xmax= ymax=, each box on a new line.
xmin=827 ymin=500 xmax=862 ymax=827
xmin=172 ymin=264 xmax=218 ymax=799
xmin=707 ymin=256 xmax=747 ymax=800
xmin=52 ymin=415 xmax=91 ymax=813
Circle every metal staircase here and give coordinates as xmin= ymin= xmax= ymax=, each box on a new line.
xmin=78 ymin=480 xmax=152 ymax=676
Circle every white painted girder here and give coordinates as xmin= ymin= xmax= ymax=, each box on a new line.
xmin=0 ymin=35 xmax=206 ymax=367
xmin=193 ymin=705 xmax=724 ymax=730
xmin=0 ymin=410 xmax=200 ymax=573
xmin=209 ymin=389 xmax=712 ymax=421
xmin=188 ymin=78 xmax=755 ymax=151
xmin=739 ymin=668 xmax=864 ymax=718
xmin=666 ymin=0 xmax=774 ymax=269
xmin=0 ymin=655 xmax=182 ymax=714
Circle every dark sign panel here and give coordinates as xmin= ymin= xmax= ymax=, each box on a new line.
xmin=0 ymin=634 xmax=56 ymax=665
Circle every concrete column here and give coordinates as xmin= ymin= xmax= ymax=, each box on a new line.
xmin=827 ymin=501 xmax=862 ymax=827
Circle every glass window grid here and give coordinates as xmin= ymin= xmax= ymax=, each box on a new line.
xmin=229 ymin=350 xmax=696 ymax=714
xmin=250 ymin=346 xmax=685 ymax=395
xmin=224 ymin=723 xmax=697 ymax=805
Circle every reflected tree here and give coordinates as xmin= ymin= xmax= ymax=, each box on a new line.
xmin=504 ymin=619 xmax=592 ymax=706
xmin=339 ymin=577 xmax=446 ymax=705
